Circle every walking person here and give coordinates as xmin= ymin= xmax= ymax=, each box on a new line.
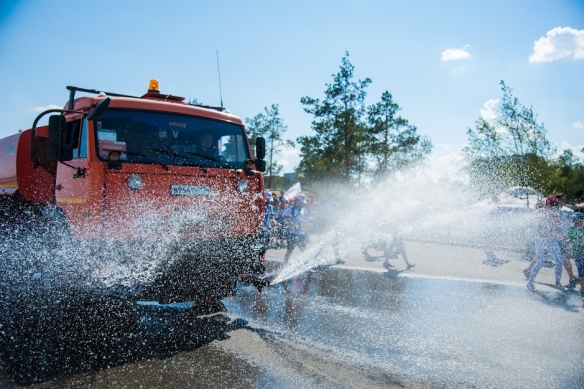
xmin=269 ymin=197 xmax=283 ymax=247
xmin=383 ymin=229 xmax=414 ymax=270
xmin=275 ymin=197 xmax=290 ymax=249
xmin=260 ymin=190 xmax=275 ymax=264
xmin=568 ymin=212 xmax=584 ymax=300
xmin=556 ymin=194 xmax=579 ymax=287
xmin=522 ymin=195 xmax=578 ymax=286
xmin=527 ymin=196 xmax=566 ymax=292
xmin=521 ymin=202 xmax=544 ymax=267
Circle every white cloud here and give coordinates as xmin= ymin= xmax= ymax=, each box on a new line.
xmin=278 ymin=145 xmax=301 ymax=173
xmin=479 ymin=99 xmax=499 ymax=122
xmin=34 ymin=104 xmax=62 ymax=112
xmin=440 ymin=45 xmax=471 ymax=61
xmin=478 ymin=99 xmax=510 ymax=135
xmin=529 ymin=27 xmax=584 ymax=63
xmin=573 ymin=121 xmax=584 ymax=129
xmin=559 ymin=141 xmax=584 ymax=160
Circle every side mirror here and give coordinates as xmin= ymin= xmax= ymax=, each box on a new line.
xmin=254 ymin=159 xmax=266 ymax=172
xmin=48 ymin=115 xmax=67 ymax=144
xmin=47 ymin=115 xmax=73 ymax=161
xmin=87 ymin=97 xmax=111 ymax=121
xmin=255 ymin=136 xmax=266 ymax=160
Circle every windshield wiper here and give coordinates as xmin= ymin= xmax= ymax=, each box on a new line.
xmin=146 ymin=147 xmax=228 ymax=169
xmin=146 ymin=147 xmax=191 ymax=160
xmin=185 ymin=151 xmax=231 ymax=167
xmin=145 ymin=147 xmax=201 ymax=170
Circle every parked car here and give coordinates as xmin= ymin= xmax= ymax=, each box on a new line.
xmin=472 ymin=186 xmax=543 ymax=212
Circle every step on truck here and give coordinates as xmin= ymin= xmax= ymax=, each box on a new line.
xmin=0 ymin=80 xmax=269 ymax=384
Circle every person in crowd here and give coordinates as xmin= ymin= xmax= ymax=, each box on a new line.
xmin=274 ymin=197 xmax=290 ymax=249
xmin=523 ymin=195 xmax=579 ymax=287
xmin=296 ymin=193 xmax=312 ymax=238
xmin=296 ymin=194 xmax=309 ymax=213
xmin=260 ymin=190 xmax=275 ymax=264
xmin=271 ymin=197 xmax=281 ymax=218
xmin=268 ymin=196 xmax=283 ymax=248
xmin=522 ymin=202 xmax=544 ymax=263
xmin=568 ymin=212 xmax=584 ymax=300
xmin=556 ymin=194 xmax=579 ymax=287
xmin=276 ymin=197 xmax=288 ymax=221
xmin=283 ymin=195 xmax=308 ymax=263
xmin=527 ymin=196 xmax=566 ymax=292
xmin=383 ymin=229 xmax=414 ymax=270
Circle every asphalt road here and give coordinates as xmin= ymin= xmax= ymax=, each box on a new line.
xmin=2 ymin=239 xmax=583 ymax=389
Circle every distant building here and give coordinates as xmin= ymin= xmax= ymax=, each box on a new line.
xmin=283 ymin=172 xmax=295 ymax=188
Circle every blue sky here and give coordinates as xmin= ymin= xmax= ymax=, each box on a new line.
xmin=1 ymin=0 xmax=583 ymax=172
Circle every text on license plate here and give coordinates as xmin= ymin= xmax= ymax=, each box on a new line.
xmin=170 ymin=185 xmax=211 ymax=196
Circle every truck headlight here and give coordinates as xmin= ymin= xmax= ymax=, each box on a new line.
xmin=237 ymin=179 xmax=248 ymax=193
xmin=128 ymin=174 xmax=143 ymax=190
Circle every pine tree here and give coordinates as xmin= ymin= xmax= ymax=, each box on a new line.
xmin=367 ymin=91 xmax=431 ymax=176
xmin=298 ymin=52 xmax=371 ymax=184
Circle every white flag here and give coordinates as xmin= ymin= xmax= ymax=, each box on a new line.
xmin=284 ymin=182 xmax=302 ymax=200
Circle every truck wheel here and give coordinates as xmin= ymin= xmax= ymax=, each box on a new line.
xmin=2 ymin=286 xmax=57 ymax=385
xmin=55 ymin=293 xmax=139 ymax=372
xmin=0 ymin=200 xmax=64 ymax=384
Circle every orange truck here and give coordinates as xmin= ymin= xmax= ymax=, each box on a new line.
xmin=0 ymin=81 xmax=268 ymax=383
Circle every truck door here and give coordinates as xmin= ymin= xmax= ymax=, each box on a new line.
xmin=54 ymin=118 xmax=94 ymax=236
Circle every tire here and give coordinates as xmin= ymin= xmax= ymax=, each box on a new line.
xmin=0 ymin=197 xmax=64 ymax=384
xmin=54 ymin=293 xmax=140 ymax=374
xmin=2 ymin=279 xmax=57 ymax=385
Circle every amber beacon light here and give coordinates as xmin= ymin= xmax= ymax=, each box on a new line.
xmin=148 ymin=79 xmax=159 ymax=93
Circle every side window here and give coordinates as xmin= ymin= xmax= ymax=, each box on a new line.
xmin=71 ymin=119 xmax=87 ymax=159
xmin=78 ymin=119 xmax=87 ymax=158
xmin=220 ymin=134 xmax=248 ymax=163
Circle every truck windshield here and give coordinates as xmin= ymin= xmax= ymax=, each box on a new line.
xmin=94 ymin=109 xmax=250 ymax=168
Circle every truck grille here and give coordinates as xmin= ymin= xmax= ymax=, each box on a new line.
xmin=135 ymin=213 xmax=234 ymax=237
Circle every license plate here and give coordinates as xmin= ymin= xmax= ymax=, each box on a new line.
xmin=170 ymin=185 xmax=211 ymax=197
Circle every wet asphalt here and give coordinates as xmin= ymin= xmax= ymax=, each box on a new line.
xmin=225 ymin=264 xmax=584 ymax=388
xmin=2 ymin=245 xmax=583 ymax=388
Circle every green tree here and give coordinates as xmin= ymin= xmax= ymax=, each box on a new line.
xmin=464 ymin=81 xmax=556 ymax=196
xmin=464 ymin=118 xmax=504 ymax=160
xmin=497 ymin=81 xmax=554 ymax=158
xmin=245 ymin=104 xmax=293 ymax=188
xmin=298 ymin=52 xmax=371 ymax=184
xmin=367 ymin=91 xmax=432 ymax=176
xmin=550 ymin=149 xmax=584 ymax=202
